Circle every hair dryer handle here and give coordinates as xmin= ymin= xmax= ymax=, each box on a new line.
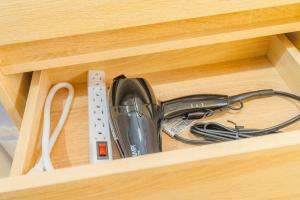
xmin=161 ymin=94 xmax=229 ymax=119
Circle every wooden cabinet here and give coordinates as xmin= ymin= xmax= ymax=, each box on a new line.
xmin=1 ymin=1 xmax=300 ymax=199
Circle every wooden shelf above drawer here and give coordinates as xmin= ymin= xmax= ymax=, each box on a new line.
xmin=1 ymin=1 xmax=300 ymax=74
xmin=1 ymin=0 xmax=300 ymax=46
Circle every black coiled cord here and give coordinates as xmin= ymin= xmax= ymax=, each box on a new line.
xmin=177 ymin=90 xmax=300 ymax=144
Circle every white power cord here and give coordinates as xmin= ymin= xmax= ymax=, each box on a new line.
xmin=28 ymin=82 xmax=74 ymax=174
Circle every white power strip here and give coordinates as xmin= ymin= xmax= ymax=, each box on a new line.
xmin=88 ymin=71 xmax=112 ymax=163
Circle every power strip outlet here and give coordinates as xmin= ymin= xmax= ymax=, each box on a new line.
xmin=88 ymin=70 xmax=112 ymax=163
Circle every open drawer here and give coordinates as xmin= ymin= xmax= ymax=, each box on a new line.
xmin=1 ymin=34 xmax=300 ymax=199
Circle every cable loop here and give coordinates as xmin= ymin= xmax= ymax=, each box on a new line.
xmin=204 ymin=109 xmax=214 ymax=118
xmin=28 ymin=82 xmax=74 ymax=174
xmin=228 ymin=100 xmax=243 ymax=110
xmin=182 ymin=90 xmax=300 ymax=144
xmin=227 ymin=120 xmax=243 ymax=139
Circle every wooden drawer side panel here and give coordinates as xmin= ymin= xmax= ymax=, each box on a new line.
xmin=268 ymin=35 xmax=300 ymax=95
xmin=10 ymin=72 xmax=51 ymax=176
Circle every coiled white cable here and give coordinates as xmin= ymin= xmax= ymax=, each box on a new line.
xmin=28 ymin=82 xmax=74 ymax=174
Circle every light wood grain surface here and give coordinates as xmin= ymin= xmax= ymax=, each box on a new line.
xmin=1 ymin=2 xmax=300 ymax=74
xmin=45 ymin=37 xmax=271 ymax=84
xmin=1 ymin=0 xmax=299 ymax=46
xmin=10 ymin=72 xmax=50 ymax=176
xmin=1 ymin=1 xmax=300 ymax=198
xmin=2 ymin=130 xmax=300 ymax=199
xmin=268 ymin=35 xmax=300 ymax=95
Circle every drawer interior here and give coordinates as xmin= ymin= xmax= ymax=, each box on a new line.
xmin=12 ymin=35 xmax=300 ymax=175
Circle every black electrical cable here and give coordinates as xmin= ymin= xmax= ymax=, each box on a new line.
xmin=174 ymin=134 xmax=213 ymax=144
xmin=176 ymin=90 xmax=300 ymax=144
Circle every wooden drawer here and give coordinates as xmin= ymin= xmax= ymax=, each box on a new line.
xmin=0 ymin=34 xmax=299 ymax=199
xmin=1 ymin=1 xmax=300 ymax=199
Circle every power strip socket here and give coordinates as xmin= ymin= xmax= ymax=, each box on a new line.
xmin=88 ymin=70 xmax=112 ymax=163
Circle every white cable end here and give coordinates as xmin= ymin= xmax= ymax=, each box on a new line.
xmin=27 ymin=164 xmax=43 ymax=175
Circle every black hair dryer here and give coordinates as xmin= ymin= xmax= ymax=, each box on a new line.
xmin=109 ymin=75 xmax=231 ymax=158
